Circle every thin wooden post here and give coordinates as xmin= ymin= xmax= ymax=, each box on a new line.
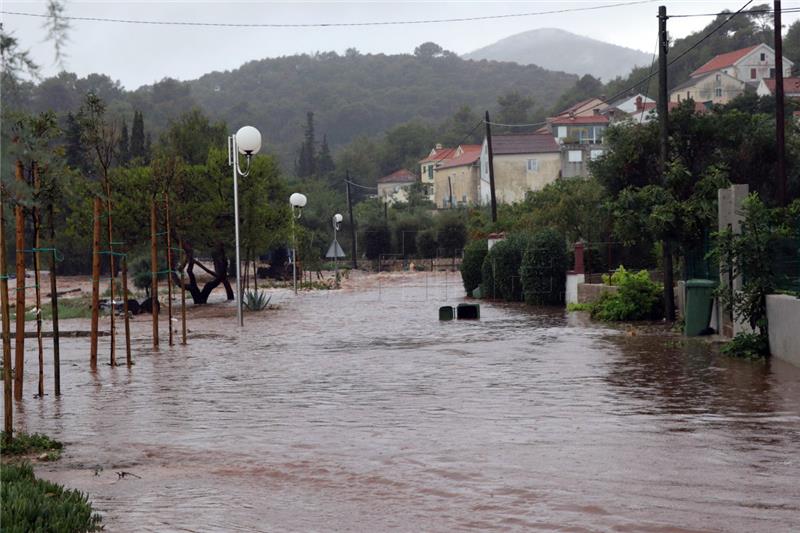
xmin=105 ymin=194 xmax=116 ymax=367
xmin=1 ymin=199 xmax=14 ymax=440
xmin=150 ymin=199 xmax=159 ymax=349
xmin=90 ymin=198 xmax=101 ymax=369
xmin=48 ymin=202 xmax=60 ymax=396
xmin=32 ymin=162 xmax=44 ymax=397
xmin=14 ymin=160 xmax=26 ymax=401
xmin=179 ymin=241 xmax=187 ymax=346
xmin=121 ymin=253 xmax=132 ymax=366
xmin=165 ymin=196 xmax=174 ymax=347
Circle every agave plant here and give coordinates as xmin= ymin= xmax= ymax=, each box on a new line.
xmin=243 ymin=290 xmax=271 ymax=311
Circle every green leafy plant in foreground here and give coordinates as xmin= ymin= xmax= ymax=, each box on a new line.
xmin=243 ymin=290 xmax=272 ymax=311
xmin=721 ymin=332 xmax=770 ymax=360
xmin=1 ymin=462 xmax=102 ymax=533
xmin=0 ymin=432 xmax=62 ymax=456
xmin=590 ymin=266 xmax=663 ymax=321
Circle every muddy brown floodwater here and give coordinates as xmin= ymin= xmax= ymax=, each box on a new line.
xmin=4 ymin=272 xmax=800 ymax=532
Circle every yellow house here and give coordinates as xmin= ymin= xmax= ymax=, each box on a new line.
xmin=479 ymin=134 xmax=562 ymax=204
xmin=377 ymin=169 xmax=418 ymax=204
xmin=433 ymin=145 xmax=482 ymax=208
xmin=670 ymin=71 xmax=746 ymax=105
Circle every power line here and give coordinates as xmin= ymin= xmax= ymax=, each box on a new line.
xmin=1 ymin=1 xmax=658 ymax=28
xmin=343 ymin=179 xmax=375 ymax=191
xmin=670 ymin=7 xmax=800 ymax=18
xmin=431 ymin=120 xmax=485 ymax=166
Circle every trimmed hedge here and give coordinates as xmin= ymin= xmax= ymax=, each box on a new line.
xmin=416 ymin=229 xmax=438 ymax=259
xmin=481 ymin=234 xmax=534 ymax=302
xmin=1 ymin=462 xmax=102 ymax=532
xmin=481 ymin=253 xmax=496 ymax=299
xmin=460 ymin=239 xmax=488 ymax=297
xmin=520 ymin=228 xmax=567 ymax=305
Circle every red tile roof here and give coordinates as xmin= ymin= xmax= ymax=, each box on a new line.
xmin=760 ymin=77 xmax=800 ymax=95
xmin=556 ymin=97 xmax=605 ymax=117
xmin=491 ymin=133 xmax=559 ymax=155
xmin=549 ymin=114 xmax=609 ymax=125
xmin=436 ymin=145 xmax=482 ymax=170
xmin=639 ymin=101 xmax=708 ymax=114
xmin=377 ymin=168 xmax=417 ymax=184
xmin=419 ymin=147 xmax=456 ymax=164
xmin=691 ymin=45 xmax=759 ymax=77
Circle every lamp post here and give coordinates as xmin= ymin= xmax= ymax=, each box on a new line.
xmin=289 ymin=192 xmax=307 ymax=295
xmin=228 ymin=125 xmax=261 ymax=327
xmin=332 ymin=213 xmax=343 ymax=280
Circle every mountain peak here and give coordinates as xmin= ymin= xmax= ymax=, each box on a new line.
xmin=463 ymin=28 xmax=651 ymax=81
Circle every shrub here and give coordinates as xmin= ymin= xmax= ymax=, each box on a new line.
xmin=243 ymin=290 xmax=271 ymax=311
xmin=436 ymin=211 xmax=467 ymax=256
xmin=393 ymin=215 xmax=421 ymax=257
xmin=481 ymin=234 xmax=533 ymax=302
xmin=416 ymin=229 xmax=438 ymax=259
xmin=1 ymin=462 xmax=102 ymax=532
xmin=591 ymin=266 xmax=663 ymax=321
xmin=481 ymin=254 xmax=496 ymax=299
xmin=460 ymin=239 xmax=487 ymax=297
xmin=520 ymin=228 xmax=567 ymax=305
xmin=0 ymin=432 xmax=62 ymax=456
xmin=363 ymin=223 xmax=391 ymax=260
xmin=721 ymin=332 xmax=769 ymax=359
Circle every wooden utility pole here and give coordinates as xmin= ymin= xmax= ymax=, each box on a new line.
xmin=32 ymin=163 xmax=44 ymax=397
xmin=775 ymin=0 xmax=787 ymax=206
xmin=121 ymin=252 xmax=132 ymax=366
xmin=658 ymin=4 xmax=676 ymax=321
xmin=1 ymin=200 xmax=14 ymax=440
xmin=150 ymin=199 xmax=159 ymax=349
xmin=346 ymin=172 xmax=357 ymax=269
xmin=48 ymin=203 xmax=61 ymax=395
xmin=484 ymin=111 xmax=498 ymax=223
xmin=90 ymin=198 xmax=102 ymax=369
xmin=14 ymin=160 xmax=26 ymax=401
xmin=105 ymin=196 xmax=116 ymax=367
xmin=165 ymin=196 xmax=174 ymax=347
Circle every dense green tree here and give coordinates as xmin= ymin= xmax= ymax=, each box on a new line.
xmin=414 ymin=42 xmax=444 ymax=59
xmin=784 ymin=20 xmax=800 ymax=67
xmin=296 ymin=111 xmax=317 ymax=178
xmin=552 ymin=74 xmax=604 ymax=114
xmin=63 ymin=112 xmax=89 ymax=174
xmin=160 ymin=108 xmax=226 ymax=165
xmin=495 ymin=91 xmax=539 ymax=130
xmin=317 ymin=134 xmax=335 ymax=177
xmin=130 ymin=110 xmax=145 ymax=161
xmin=117 ymin=119 xmax=130 ymax=166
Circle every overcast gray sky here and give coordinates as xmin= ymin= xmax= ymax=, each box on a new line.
xmin=4 ymin=0 xmax=800 ymax=89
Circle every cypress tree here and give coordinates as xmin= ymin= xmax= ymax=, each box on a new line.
xmin=130 ymin=110 xmax=145 ymax=160
xmin=317 ymin=134 xmax=335 ymax=176
xmin=64 ymin=112 xmax=89 ymax=173
xmin=296 ymin=111 xmax=316 ymax=177
xmin=118 ymin=120 xmax=130 ymax=166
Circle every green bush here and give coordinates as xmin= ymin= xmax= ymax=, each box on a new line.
xmin=721 ymin=332 xmax=769 ymax=359
xmin=460 ymin=239 xmax=487 ymax=297
xmin=363 ymin=223 xmax=391 ymax=260
xmin=435 ymin=211 xmax=467 ymax=256
xmin=416 ymin=229 xmax=438 ymax=259
xmin=481 ymin=234 xmax=533 ymax=302
xmin=0 ymin=432 xmax=62 ymax=456
xmin=520 ymin=228 xmax=567 ymax=305
xmin=481 ymin=254 xmax=496 ymax=299
xmin=1 ymin=462 xmax=102 ymax=532
xmin=591 ymin=266 xmax=663 ymax=321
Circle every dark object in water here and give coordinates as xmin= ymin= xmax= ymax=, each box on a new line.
xmin=699 ymin=327 xmax=716 ymax=336
xmin=139 ymin=297 xmax=160 ymax=314
xmin=439 ymin=306 xmax=455 ymax=321
xmin=127 ymin=299 xmax=141 ymax=315
xmin=457 ymin=303 xmax=480 ymax=320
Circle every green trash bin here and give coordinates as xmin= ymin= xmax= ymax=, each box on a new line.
xmin=439 ymin=306 xmax=455 ymax=321
xmin=684 ymin=279 xmax=716 ymax=336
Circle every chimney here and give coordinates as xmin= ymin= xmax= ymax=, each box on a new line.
xmin=635 ymin=95 xmax=643 ymax=111
xmin=435 ymin=143 xmax=443 ymax=150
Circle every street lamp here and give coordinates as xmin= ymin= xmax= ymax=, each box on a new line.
xmin=289 ymin=192 xmax=307 ymax=295
xmin=228 ymin=125 xmax=262 ymax=327
xmin=332 ymin=213 xmax=343 ymax=281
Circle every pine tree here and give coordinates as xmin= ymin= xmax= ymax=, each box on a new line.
xmin=296 ymin=111 xmax=316 ymax=177
xmin=317 ymin=134 xmax=335 ymax=176
xmin=118 ymin=119 xmax=130 ymax=166
xmin=130 ymin=110 xmax=145 ymax=160
xmin=64 ymin=112 xmax=89 ymax=173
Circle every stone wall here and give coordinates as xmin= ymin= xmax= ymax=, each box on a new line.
xmin=577 ymin=283 xmax=618 ymax=304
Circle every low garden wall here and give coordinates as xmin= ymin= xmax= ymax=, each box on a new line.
xmin=577 ymin=283 xmax=618 ymax=304
xmin=766 ymin=294 xmax=800 ymax=367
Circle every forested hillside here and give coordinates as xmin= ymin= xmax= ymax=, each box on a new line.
xmin=5 ymin=44 xmax=577 ymax=169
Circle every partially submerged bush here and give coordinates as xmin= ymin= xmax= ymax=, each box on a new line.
xmin=460 ymin=239 xmax=487 ymax=297
xmin=1 ymin=462 xmax=102 ymax=532
xmin=591 ymin=266 xmax=662 ymax=321
xmin=416 ymin=229 xmax=438 ymax=259
xmin=520 ymin=228 xmax=567 ymax=305
xmin=481 ymin=234 xmax=533 ymax=302
xmin=721 ymin=332 xmax=769 ymax=359
xmin=0 ymin=432 xmax=62 ymax=456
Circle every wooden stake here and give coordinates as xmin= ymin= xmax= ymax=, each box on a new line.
xmin=179 ymin=239 xmax=187 ymax=345
xmin=121 ymin=253 xmax=132 ymax=366
xmin=48 ymin=202 xmax=60 ymax=396
xmin=14 ymin=160 xmax=25 ymax=401
xmin=105 ymin=191 xmax=116 ymax=367
xmin=151 ymin=199 xmax=159 ymax=349
xmin=1 ymin=199 xmax=14 ymax=440
xmin=32 ymin=162 xmax=44 ymax=397
xmin=165 ymin=196 xmax=174 ymax=347
xmin=90 ymin=197 xmax=101 ymax=369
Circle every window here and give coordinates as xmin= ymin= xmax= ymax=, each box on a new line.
xmin=770 ymin=68 xmax=776 ymax=78
xmin=462 ymin=194 xmax=467 ymax=203
xmin=715 ymin=87 xmax=723 ymax=97
xmin=527 ymin=159 xmax=539 ymax=171
xmin=568 ymin=150 xmax=582 ymax=163
xmin=760 ymin=52 xmax=766 ymax=61
xmin=590 ymin=150 xmax=604 ymax=161
xmin=427 ymin=165 xmax=433 ymax=178
xmin=751 ymin=68 xmax=757 ymax=79
xmin=715 ymin=74 xmax=721 ymax=82
xmin=557 ymin=126 xmax=567 ymax=138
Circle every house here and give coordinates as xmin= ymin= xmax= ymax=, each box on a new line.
xmin=433 ymin=144 xmax=482 ymax=208
xmin=670 ymin=71 xmax=746 ymax=105
xmin=550 ymin=111 xmax=609 ymax=145
xmin=551 ymin=97 xmax=609 ymax=118
xmin=376 ymin=169 xmax=418 ymax=204
xmin=608 ymin=93 xmax=655 ymax=114
xmin=627 ymin=97 xmax=709 ymax=123
xmin=418 ymin=144 xmax=456 ymax=200
xmin=479 ymin=133 xmax=561 ymax=204
xmin=756 ymin=77 xmax=800 ymax=98
xmin=671 ymin=44 xmax=793 ymax=104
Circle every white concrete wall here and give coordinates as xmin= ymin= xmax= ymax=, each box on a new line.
xmin=566 ymin=273 xmax=584 ymax=304
xmin=767 ymin=294 xmax=800 ymax=367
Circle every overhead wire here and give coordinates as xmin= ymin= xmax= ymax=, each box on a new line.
xmin=1 ymin=1 xmax=658 ymax=28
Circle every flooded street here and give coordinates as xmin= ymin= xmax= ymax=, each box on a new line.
xmin=6 ymin=272 xmax=800 ymax=532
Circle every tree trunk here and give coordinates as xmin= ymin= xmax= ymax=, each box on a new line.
xmin=171 ymin=242 xmax=234 ymax=304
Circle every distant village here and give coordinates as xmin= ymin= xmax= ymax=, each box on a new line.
xmin=377 ymin=43 xmax=795 ymax=208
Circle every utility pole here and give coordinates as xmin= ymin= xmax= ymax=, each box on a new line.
xmin=775 ymin=0 xmax=787 ymax=206
xmin=659 ymin=4 xmax=675 ymax=321
xmin=346 ymin=171 xmax=358 ymax=269
xmin=484 ymin=111 xmax=498 ymax=223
